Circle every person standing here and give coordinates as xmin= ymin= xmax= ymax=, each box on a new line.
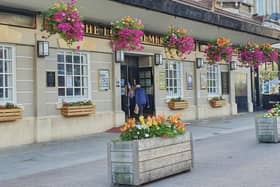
xmin=128 ymin=80 xmax=135 ymax=117
xmin=134 ymin=84 xmax=149 ymax=116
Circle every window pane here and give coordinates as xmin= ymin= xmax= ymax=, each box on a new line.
xmin=4 ymin=60 xmax=12 ymax=73
xmin=0 ymin=47 xmax=2 ymax=59
xmin=58 ymin=64 xmax=64 ymax=75
xmin=58 ymin=76 xmax=65 ymax=87
xmin=82 ymin=77 xmax=88 ymax=87
xmin=82 ymin=65 xmax=88 ymax=75
xmin=82 ymin=88 xmax=88 ymax=97
xmin=66 ymin=54 xmax=72 ymax=63
xmin=74 ymin=55 xmax=80 ymax=64
xmin=0 ymin=88 xmax=3 ymax=98
xmin=57 ymin=54 xmax=64 ymax=62
xmin=75 ymin=88 xmax=81 ymax=96
xmin=74 ymin=76 xmax=80 ymax=87
xmin=66 ymin=64 xmax=73 ymax=75
xmin=66 ymin=88 xmax=73 ymax=96
xmin=58 ymin=88 xmax=65 ymax=96
xmin=74 ymin=65 xmax=80 ymax=75
xmin=0 ymin=75 xmax=3 ymax=87
xmin=0 ymin=61 xmax=3 ymax=73
xmin=4 ymin=48 xmax=12 ymax=60
xmin=5 ymin=75 xmax=12 ymax=87
xmin=5 ymin=88 xmax=12 ymax=100
xmin=66 ymin=76 xmax=73 ymax=87
xmin=81 ymin=54 xmax=87 ymax=64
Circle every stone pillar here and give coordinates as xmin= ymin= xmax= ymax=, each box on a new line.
xmin=247 ymin=68 xmax=254 ymax=112
xmin=112 ymin=54 xmax=125 ymax=127
xmin=229 ymin=70 xmax=237 ymax=115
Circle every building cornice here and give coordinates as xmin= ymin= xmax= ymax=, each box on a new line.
xmin=113 ymin=0 xmax=280 ymax=40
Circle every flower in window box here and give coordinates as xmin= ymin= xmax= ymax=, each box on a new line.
xmin=209 ymin=96 xmax=226 ymax=108
xmin=111 ymin=16 xmax=144 ymax=51
xmin=163 ymin=26 xmax=195 ymax=59
xmin=41 ymin=0 xmax=84 ymax=47
xmin=119 ymin=114 xmax=186 ymax=141
xmin=61 ymin=100 xmax=95 ymax=117
xmin=205 ymin=37 xmax=233 ymax=65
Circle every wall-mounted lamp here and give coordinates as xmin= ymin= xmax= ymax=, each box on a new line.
xmin=115 ymin=50 xmax=124 ymax=63
xmin=230 ymin=61 xmax=237 ymax=71
xmin=154 ymin=53 xmax=163 ymax=65
xmin=196 ymin=58 xmax=204 ymax=69
xmin=37 ymin=41 xmax=49 ymax=57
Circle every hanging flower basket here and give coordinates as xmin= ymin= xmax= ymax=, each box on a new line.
xmin=238 ymin=41 xmax=264 ymax=69
xmin=111 ymin=16 xmax=144 ymax=51
xmin=260 ymin=43 xmax=279 ymax=64
xmin=163 ymin=26 xmax=195 ymax=59
xmin=205 ymin=37 xmax=233 ymax=64
xmin=41 ymin=0 xmax=84 ymax=47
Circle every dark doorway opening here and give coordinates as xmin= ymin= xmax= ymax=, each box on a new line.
xmin=120 ymin=55 xmax=155 ymax=119
xmin=234 ymin=72 xmax=248 ymax=113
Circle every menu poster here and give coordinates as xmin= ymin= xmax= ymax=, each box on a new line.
xmin=159 ymin=72 xmax=166 ymax=90
xmin=221 ymin=72 xmax=229 ymax=94
xmin=200 ymin=73 xmax=207 ymax=90
xmin=98 ymin=69 xmax=110 ymax=91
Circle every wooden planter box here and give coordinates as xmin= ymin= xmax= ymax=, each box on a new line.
xmin=209 ymin=100 xmax=226 ymax=108
xmin=255 ymin=117 xmax=280 ymax=143
xmin=0 ymin=108 xmax=22 ymax=122
xmin=168 ymin=101 xmax=188 ymax=110
xmin=61 ymin=105 xmax=95 ymax=117
xmin=108 ymin=132 xmax=193 ymax=186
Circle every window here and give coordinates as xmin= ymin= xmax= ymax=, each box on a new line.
xmin=57 ymin=52 xmax=89 ymax=100
xmin=0 ymin=45 xmax=15 ymax=103
xmin=207 ymin=65 xmax=221 ymax=96
xmin=256 ymin=0 xmax=266 ymax=15
xmin=165 ymin=61 xmax=183 ymax=98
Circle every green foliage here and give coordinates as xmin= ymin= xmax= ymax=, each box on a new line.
xmin=210 ymin=96 xmax=224 ymax=101
xmin=170 ymin=97 xmax=186 ymax=102
xmin=63 ymin=100 xmax=93 ymax=107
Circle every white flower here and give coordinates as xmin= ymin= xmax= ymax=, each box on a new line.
xmin=137 ymin=131 xmax=140 ymax=135
xmin=136 ymin=125 xmax=142 ymax=129
xmin=145 ymin=133 xmax=149 ymax=138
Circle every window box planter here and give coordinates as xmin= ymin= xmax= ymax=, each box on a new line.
xmin=168 ymin=101 xmax=188 ymax=110
xmin=0 ymin=108 xmax=22 ymax=122
xmin=61 ymin=105 xmax=95 ymax=117
xmin=255 ymin=117 xmax=280 ymax=143
xmin=209 ymin=100 xmax=226 ymax=108
xmin=108 ymin=132 xmax=193 ymax=186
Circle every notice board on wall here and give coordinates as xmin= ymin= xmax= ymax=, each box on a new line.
xmin=221 ymin=72 xmax=229 ymax=95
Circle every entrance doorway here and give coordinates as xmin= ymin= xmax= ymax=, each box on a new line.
xmin=234 ymin=72 xmax=248 ymax=113
xmin=120 ymin=55 xmax=155 ymax=119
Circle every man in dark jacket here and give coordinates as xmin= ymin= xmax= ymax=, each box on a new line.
xmin=134 ymin=84 xmax=149 ymax=116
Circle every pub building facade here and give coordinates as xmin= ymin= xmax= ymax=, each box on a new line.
xmin=0 ymin=0 xmax=279 ymax=148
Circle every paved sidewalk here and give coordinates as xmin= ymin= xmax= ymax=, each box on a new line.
xmin=0 ymin=112 xmax=262 ymax=182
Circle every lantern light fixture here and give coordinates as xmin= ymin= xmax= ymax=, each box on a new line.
xmin=230 ymin=61 xmax=237 ymax=71
xmin=37 ymin=41 xmax=49 ymax=57
xmin=196 ymin=57 xmax=204 ymax=69
xmin=154 ymin=53 xmax=163 ymax=65
xmin=115 ymin=50 xmax=124 ymax=63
